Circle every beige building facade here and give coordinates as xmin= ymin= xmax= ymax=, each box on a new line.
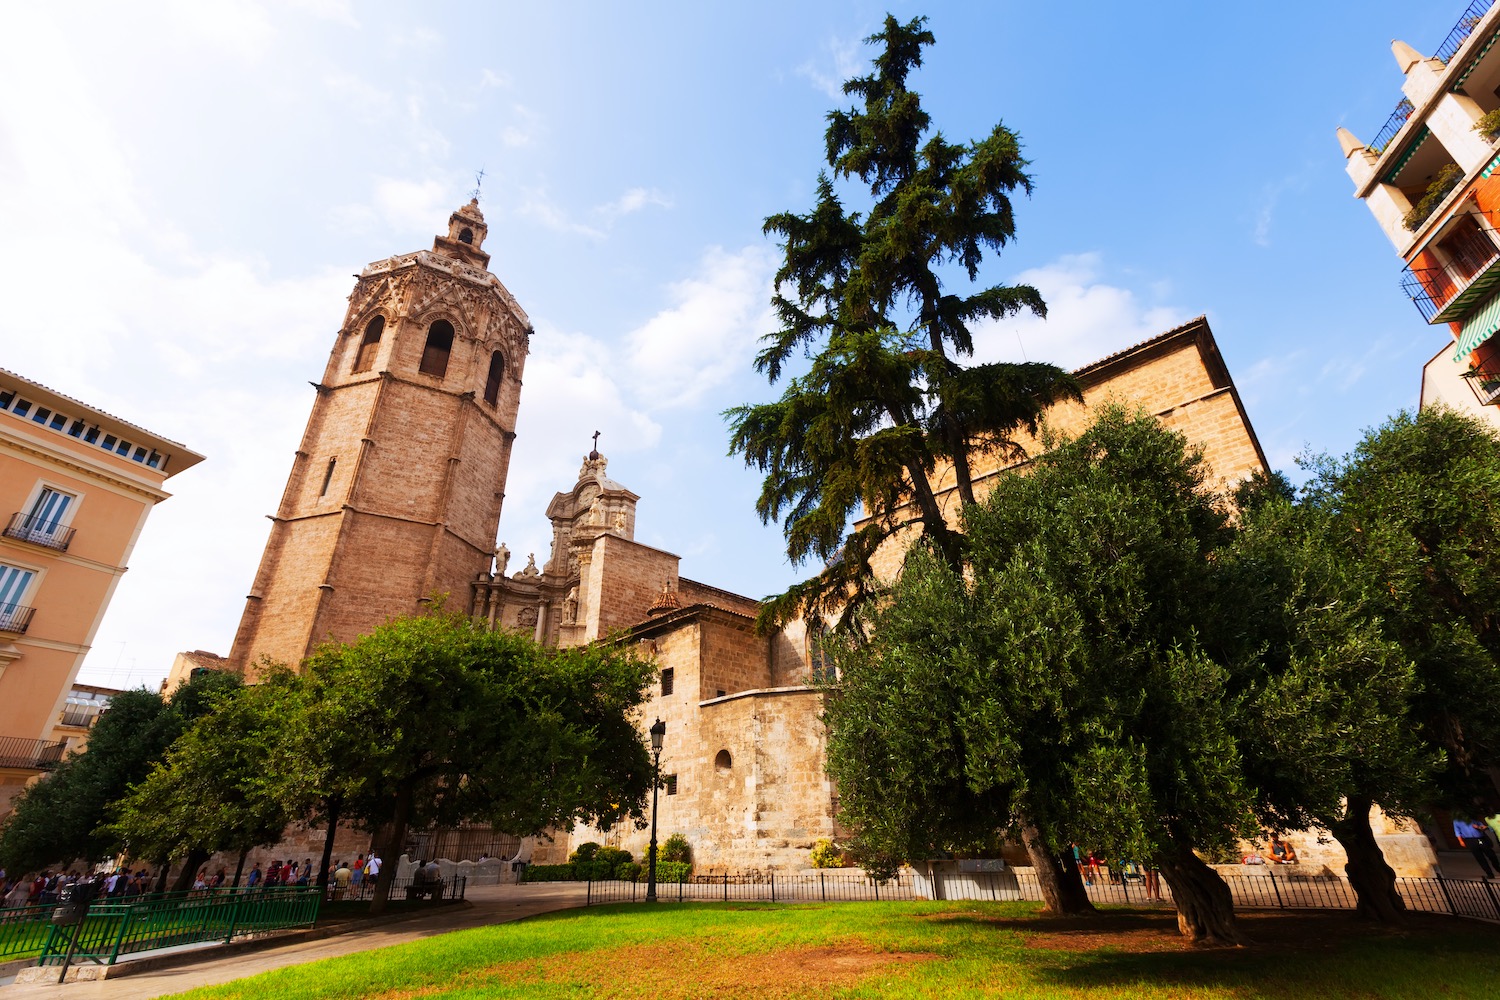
xmin=509 ymin=318 xmax=1275 ymax=872
xmin=0 ymin=368 xmax=202 ymax=819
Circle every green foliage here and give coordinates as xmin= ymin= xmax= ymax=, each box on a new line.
xmin=1403 ymin=163 xmax=1464 ymax=231
xmin=824 ymin=407 xmax=1254 ymax=869
xmin=808 ymin=839 xmax=844 ymax=868
xmin=518 ymin=864 xmax=576 ymax=883
xmin=1300 ymin=407 xmax=1500 ymax=805
xmin=105 ymin=668 xmax=305 ymax=868
xmin=0 ymin=670 xmax=241 ymax=871
xmin=659 ymin=832 xmax=692 ymax=864
xmin=638 ymin=860 xmax=691 ymax=883
xmin=292 ymin=609 xmax=657 ymax=908
xmin=727 ymin=13 xmax=1078 ymax=630
xmin=1474 ymin=108 xmax=1500 ymax=142
xmin=614 ymin=861 xmax=642 ymax=881
xmin=568 ymin=843 xmax=601 ymax=864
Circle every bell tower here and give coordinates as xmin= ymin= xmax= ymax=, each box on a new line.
xmin=228 ymin=200 xmax=530 ymax=674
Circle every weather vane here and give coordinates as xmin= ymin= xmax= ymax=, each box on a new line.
xmin=470 ymin=167 xmax=486 ymax=203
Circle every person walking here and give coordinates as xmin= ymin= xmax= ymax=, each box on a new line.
xmin=1453 ymin=816 xmax=1500 ymax=878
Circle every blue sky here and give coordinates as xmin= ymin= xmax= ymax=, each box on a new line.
xmin=0 ymin=1 xmax=1467 ymax=688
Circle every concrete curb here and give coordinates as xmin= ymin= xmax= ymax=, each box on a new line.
xmin=11 ymin=901 xmax=474 ymax=984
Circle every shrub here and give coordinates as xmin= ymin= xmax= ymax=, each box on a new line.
xmin=636 ymin=861 xmax=691 ymax=883
xmin=568 ymin=842 xmax=601 ymax=865
xmin=574 ymin=859 xmax=613 ymax=881
xmin=808 ymin=839 xmax=843 ymax=869
xmin=660 ymin=833 xmax=692 ymax=864
xmin=1476 ymin=108 xmax=1500 ymax=142
xmin=520 ymin=864 xmax=577 ymax=883
xmin=615 ymin=861 xmax=642 ymax=881
xmin=595 ymin=846 xmax=632 ymax=872
xmin=1403 ymin=163 xmax=1465 ymax=231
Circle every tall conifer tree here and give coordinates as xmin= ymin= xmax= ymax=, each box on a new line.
xmin=727 ymin=13 xmax=1079 ymax=630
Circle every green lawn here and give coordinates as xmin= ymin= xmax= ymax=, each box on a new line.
xmin=170 ymin=902 xmax=1499 ymax=999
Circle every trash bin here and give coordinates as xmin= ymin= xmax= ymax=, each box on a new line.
xmin=51 ymin=880 xmax=99 ymax=926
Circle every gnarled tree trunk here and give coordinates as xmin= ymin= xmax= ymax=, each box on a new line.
xmin=169 ymin=848 xmax=210 ymax=893
xmin=1330 ymin=795 xmax=1406 ymax=924
xmin=1022 ymin=818 xmax=1094 ymax=915
xmin=317 ymin=796 xmax=342 ymax=890
xmin=232 ymin=846 xmax=249 ymax=888
xmin=1154 ymin=832 xmax=1246 ymax=944
xmin=368 ymin=784 xmax=413 ymax=915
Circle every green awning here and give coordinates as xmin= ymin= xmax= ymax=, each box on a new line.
xmin=1454 ymin=293 xmax=1500 ymax=360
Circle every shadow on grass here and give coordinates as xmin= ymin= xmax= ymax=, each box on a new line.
xmin=1005 ymin=911 xmax=1500 ymax=998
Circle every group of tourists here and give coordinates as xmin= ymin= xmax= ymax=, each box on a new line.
xmin=327 ymin=853 xmax=381 ymax=895
xmin=0 ymin=867 xmax=154 ymax=907
xmin=1070 ymin=846 xmax=1164 ymax=900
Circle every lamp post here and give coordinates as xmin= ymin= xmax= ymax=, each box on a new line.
xmin=645 ymin=717 xmax=666 ymax=902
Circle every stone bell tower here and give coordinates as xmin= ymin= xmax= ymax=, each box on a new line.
xmin=228 ymin=200 xmax=530 ymax=674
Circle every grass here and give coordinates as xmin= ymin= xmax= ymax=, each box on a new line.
xmin=168 ymin=902 xmax=1498 ymax=999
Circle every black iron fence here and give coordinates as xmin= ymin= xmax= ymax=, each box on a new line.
xmin=586 ymin=872 xmax=913 ymax=905
xmin=580 ymin=869 xmax=1500 ymax=922
xmin=326 ymin=875 xmax=466 ymax=903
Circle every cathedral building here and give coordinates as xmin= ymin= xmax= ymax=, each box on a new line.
xmin=201 ymin=203 xmax=1361 ymax=873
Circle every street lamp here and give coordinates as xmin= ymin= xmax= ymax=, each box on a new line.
xmin=645 ymin=717 xmax=666 ymax=902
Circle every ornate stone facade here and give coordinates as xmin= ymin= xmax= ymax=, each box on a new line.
xmin=227 ymin=201 xmax=530 ymax=675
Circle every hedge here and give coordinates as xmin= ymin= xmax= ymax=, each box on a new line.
xmin=521 ymin=860 xmax=692 ymax=883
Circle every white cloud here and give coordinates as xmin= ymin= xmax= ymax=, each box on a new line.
xmin=796 ymin=35 xmax=864 ymax=100
xmin=597 ymin=187 xmax=672 ymax=219
xmin=623 ymin=245 xmax=778 ymax=407
xmin=972 ymin=253 xmax=1190 ymax=370
xmin=372 ymin=176 xmax=454 ymax=232
xmin=515 ymin=186 xmax=606 ymax=239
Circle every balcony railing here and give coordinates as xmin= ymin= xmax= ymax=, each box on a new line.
xmin=0 ymin=602 xmax=35 ymax=634
xmin=1436 ymin=0 xmax=1495 ymax=64
xmin=1370 ymin=1 xmax=1495 ymax=154
xmin=1401 ymin=215 xmax=1500 ymax=322
xmin=0 ymin=736 xmax=67 ymax=771
xmin=1371 ymin=98 xmax=1416 ymax=155
xmin=3 ymin=511 xmax=75 ymax=551
xmin=1462 ymin=364 xmax=1500 ymax=405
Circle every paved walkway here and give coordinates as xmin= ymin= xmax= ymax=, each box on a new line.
xmin=0 ymin=883 xmax=589 ymax=1000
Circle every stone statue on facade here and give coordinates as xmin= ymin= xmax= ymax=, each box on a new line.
xmin=494 ymin=542 xmax=510 ymax=577
xmin=563 ymin=586 xmax=579 ymax=623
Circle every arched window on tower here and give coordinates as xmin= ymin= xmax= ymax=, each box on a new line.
xmin=483 ymin=351 xmax=505 ymax=406
xmin=353 ymin=316 xmax=384 ymax=373
xmin=420 ymin=321 xmax=454 ymax=377
xmin=458 ymin=228 xmax=474 ymax=245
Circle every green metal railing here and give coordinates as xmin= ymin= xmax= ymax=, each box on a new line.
xmin=0 ymin=902 xmax=55 ymax=961
xmin=6 ymin=887 xmax=321 ymax=968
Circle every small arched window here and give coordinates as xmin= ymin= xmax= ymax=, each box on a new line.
xmin=458 ymin=227 xmax=474 ymax=245
xmin=483 ymin=351 xmax=505 ymax=406
xmin=353 ymin=316 xmax=384 ymax=373
xmin=714 ymin=750 xmax=732 ymax=773
xmin=420 ymin=321 xmax=454 ymax=377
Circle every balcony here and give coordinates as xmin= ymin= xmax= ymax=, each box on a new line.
xmin=1401 ymin=213 xmax=1500 ymax=322
xmin=58 ymin=708 xmax=99 ymax=729
xmin=3 ymin=511 xmax=75 ymax=552
xmin=0 ymin=736 xmax=67 ymax=771
xmin=1436 ymin=0 xmax=1495 ymax=64
xmin=0 ymin=602 xmax=35 ymax=634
